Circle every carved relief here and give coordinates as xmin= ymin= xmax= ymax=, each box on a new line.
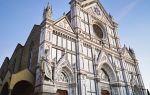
xmin=37 ymin=46 xmax=53 ymax=82
xmin=100 ymin=69 xmax=109 ymax=82
xmin=124 ymin=49 xmax=133 ymax=59
xmin=55 ymin=17 xmax=73 ymax=32
xmin=93 ymin=6 xmax=101 ymax=16
xmin=101 ymin=56 xmax=107 ymax=62
xmin=96 ymin=52 xmax=117 ymax=83
xmin=54 ymin=54 xmax=74 ymax=84
xmin=86 ymin=4 xmax=112 ymax=26
xmin=40 ymin=56 xmax=53 ymax=81
xmin=57 ymin=72 xmax=68 ymax=83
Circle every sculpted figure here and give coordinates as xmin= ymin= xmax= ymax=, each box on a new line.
xmin=40 ymin=49 xmax=53 ymax=81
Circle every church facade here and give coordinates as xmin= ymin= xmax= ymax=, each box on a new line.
xmin=0 ymin=0 xmax=147 ymax=95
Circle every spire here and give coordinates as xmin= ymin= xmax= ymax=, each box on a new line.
xmin=129 ymin=47 xmax=135 ymax=55
xmin=69 ymin=0 xmax=81 ymax=5
xmin=43 ymin=2 xmax=53 ymax=20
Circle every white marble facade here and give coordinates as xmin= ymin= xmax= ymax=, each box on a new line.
xmin=36 ymin=0 xmax=146 ymax=95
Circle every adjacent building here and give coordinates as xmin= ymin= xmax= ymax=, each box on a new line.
xmin=0 ymin=0 xmax=147 ymax=95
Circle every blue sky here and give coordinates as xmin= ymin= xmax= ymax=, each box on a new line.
xmin=0 ymin=0 xmax=150 ymax=91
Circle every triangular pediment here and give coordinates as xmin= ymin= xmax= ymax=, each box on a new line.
xmin=97 ymin=51 xmax=110 ymax=64
xmin=54 ymin=16 xmax=74 ymax=33
xmin=96 ymin=51 xmax=115 ymax=77
xmin=55 ymin=54 xmax=74 ymax=80
xmin=82 ymin=1 xmax=114 ymax=26
xmin=56 ymin=54 xmax=73 ymax=72
xmin=122 ymin=47 xmax=133 ymax=60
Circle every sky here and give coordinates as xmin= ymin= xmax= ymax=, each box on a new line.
xmin=0 ymin=0 xmax=150 ymax=91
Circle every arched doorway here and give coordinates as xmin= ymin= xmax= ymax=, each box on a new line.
xmin=100 ymin=69 xmax=111 ymax=95
xmin=98 ymin=63 xmax=117 ymax=95
xmin=56 ymin=72 xmax=69 ymax=95
xmin=11 ymin=80 xmax=34 ymax=95
xmin=1 ymin=82 xmax=9 ymax=95
xmin=55 ymin=65 xmax=74 ymax=95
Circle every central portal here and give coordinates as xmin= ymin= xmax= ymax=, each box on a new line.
xmin=101 ymin=90 xmax=110 ymax=95
xmin=56 ymin=89 xmax=68 ymax=95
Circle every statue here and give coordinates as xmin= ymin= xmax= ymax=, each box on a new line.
xmin=40 ymin=49 xmax=53 ymax=81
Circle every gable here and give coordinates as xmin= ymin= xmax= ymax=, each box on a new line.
xmin=54 ymin=17 xmax=74 ymax=33
xmin=55 ymin=53 xmax=74 ymax=78
xmin=123 ymin=48 xmax=133 ymax=60
xmin=97 ymin=51 xmax=110 ymax=64
xmin=82 ymin=1 xmax=113 ymax=26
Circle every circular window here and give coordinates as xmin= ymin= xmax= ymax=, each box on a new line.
xmin=93 ymin=24 xmax=104 ymax=39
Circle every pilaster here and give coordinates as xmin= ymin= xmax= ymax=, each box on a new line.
xmin=135 ymin=61 xmax=146 ymax=95
xmin=113 ymin=23 xmax=121 ymax=50
xmin=35 ymin=8 xmax=55 ymax=94
xmin=119 ymin=56 xmax=130 ymax=95
xmin=92 ymin=45 xmax=100 ymax=95
xmin=75 ymin=38 xmax=82 ymax=95
xmin=70 ymin=1 xmax=82 ymax=95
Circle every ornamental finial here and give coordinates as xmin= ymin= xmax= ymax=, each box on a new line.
xmin=43 ymin=2 xmax=53 ymax=20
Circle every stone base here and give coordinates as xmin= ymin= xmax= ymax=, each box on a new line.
xmin=35 ymin=92 xmax=56 ymax=95
xmin=34 ymin=82 xmax=57 ymax=95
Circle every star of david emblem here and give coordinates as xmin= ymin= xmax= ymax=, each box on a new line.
xmin=94 ymin=7 xmax=101 ymax=16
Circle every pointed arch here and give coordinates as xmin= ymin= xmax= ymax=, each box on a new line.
xmin=56 ymin=65 xmax=74 ymax=83
xmin=54 ymin=56 xmax=75 ymax=95
xmin=96 ymin=51 xmax=117 ymax=83
xmin=55 ymin=55 xmax=74 ymax=83
xmin=57 ymin=66 xmax=73 ymax=83
xmin=99 ymin=63 xmax=116 ymax=83
xmin=100 ymin=69 xmax=109 ymax=82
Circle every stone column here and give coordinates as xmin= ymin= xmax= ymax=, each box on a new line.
xmin=97 ymin=78 xmax=101 ymax=95
xmin=34 ymin=16 xmax=57 ymax=95
xmin=76 ymin=38 xmax=82 ymax=95
xmin=119 ymin=57 xmax=130 ymax=95
xmin=135 ymin=61 xmax=146 ymax=95
xmin=92 ymin=46 xmax=100 ymax=95
xmin=70 ymin=1 xmax=83 ymax=95
xmin=113 ymin=23 xmax=121 ymax=49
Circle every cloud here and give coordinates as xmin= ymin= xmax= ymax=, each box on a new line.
xmin=117 ymin=0 xmax=142 ymax=22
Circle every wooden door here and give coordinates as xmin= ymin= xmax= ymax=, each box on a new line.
xmin=56 ymin=90 xmax=68 ymax=95
xmin=101 ymin=90 xmax=110 ymax=95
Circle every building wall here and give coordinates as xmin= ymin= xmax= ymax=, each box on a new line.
xmin=0 ymin=25 xmax=41 ymax=95
xmin=0 ymin=0 xmax=146 ymax=95
xmin=20 ymin=25 xmax=41 ymax=74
